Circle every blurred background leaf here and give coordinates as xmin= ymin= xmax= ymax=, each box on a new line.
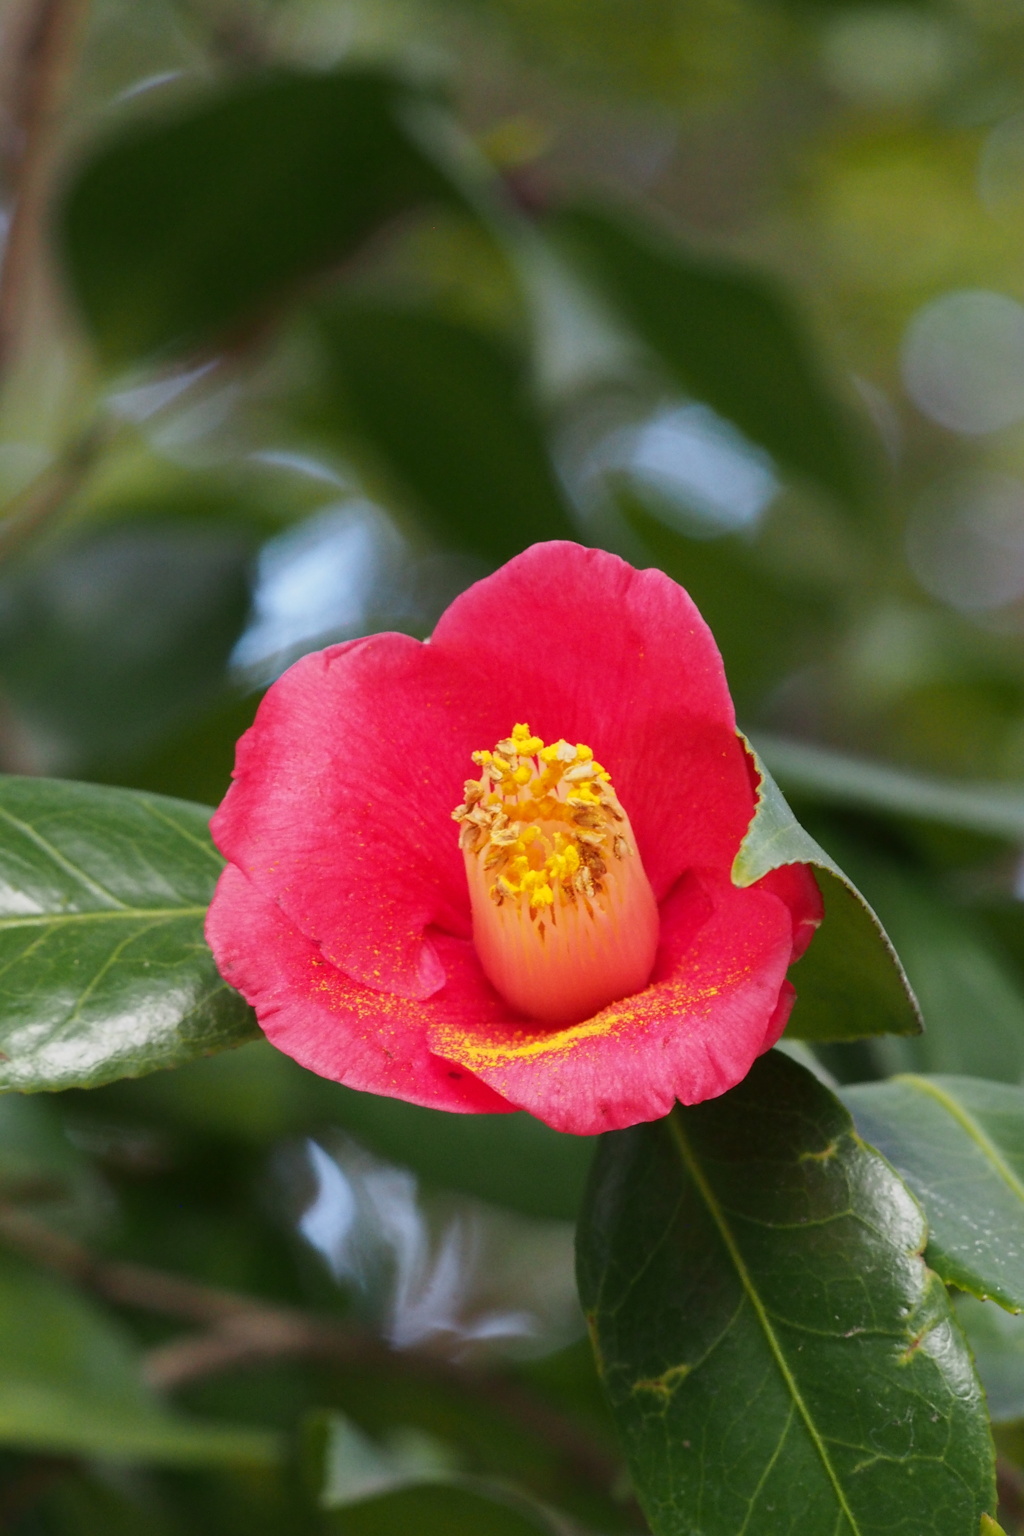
xmin=0 ymin=1249 xmax=278 ymax=1466
xmin=59 ymin=70 xmax=470 ymax=368
xmin=554 ymin=205 xmax=873 ymax=510
xmin=0 ymin=514 xmax=253 ymax=775
xmin=307 ymin=302 xmax=578 ymax=562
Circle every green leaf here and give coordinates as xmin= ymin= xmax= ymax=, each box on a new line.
xmin=312 ymin=303 xmax=578 ymax=563
xmin=312 ymin=1413 xmax=460 ymax=1507
xmin=323 ymin=1486 xmax=568 ymax=1536
xmin=39 ymin=1467 xmax=186 ymax=1536
xmin=59 ymin=70 xmax=465 ymax=366
xmin=308 ymin=1412 xmax=576 ymax=1534
xmin=0 ymin=1091 xmax=87 ymax=1199
xmin=955 ymin=1295 xmax=1024 ymax=1422
xmin=577 ymin=1050 xmax=996 ymax=1536
xmin=0 ymin=775 xmax=256 ymax=1093
xmin=554 ymin=204 xmax=870 ymax=507
xmin=821 ymin=842 xmax=1024 ymax=1081
xmin=0 ymin=1092 xmax=104 ymax=1233
xmin=86 ymin=1041 xmax=594 ymax=1220
xmin=981 ymin=1519 xmax=1009 ymax=1536
xmin=0 ymin=515 xmax=253 ymax=774
xmin=842 ymin=1075 xmax=1024 ymax=1312
xmin=732 ymin=737 xmax=921 ymax=1042
xmin=755 ymin=731 xmax=1024 ymax=842
xmin=0 ymin=1249 xmax=278 ymax=1465
xmin=324 ymin=1088 xmax=595 ymax=1221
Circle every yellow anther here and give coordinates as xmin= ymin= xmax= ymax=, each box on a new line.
xmin=456 ymin=721 xmax=658 ymax=1022
xmin=458 ymin=723 xmax=639 ymax=921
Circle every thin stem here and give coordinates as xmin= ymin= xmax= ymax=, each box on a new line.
xmin=0 ymin=1203 xmax=635 ymax=1515
xmin=0 ymin=0 xmax=90 ymax=387
xmin=0 ymin=412 xmax=110 ymax=563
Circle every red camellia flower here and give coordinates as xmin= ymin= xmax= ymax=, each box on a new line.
xmin=206 ymin=542 xmax=822 ymax=1135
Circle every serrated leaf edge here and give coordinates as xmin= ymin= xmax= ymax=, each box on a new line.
xmin=893 ymin=1075 xmax=1024 ymax=1315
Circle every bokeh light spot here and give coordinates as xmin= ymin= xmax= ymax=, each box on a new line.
xmin=901 ymin=289 xmax=1024 ymax=435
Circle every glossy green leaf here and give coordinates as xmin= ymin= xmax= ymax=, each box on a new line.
xmin=755 ymin=732 xmax=1024 ymax=842
xmin=0 ymin=1249 xmax=277 ymax=1464
xmin=578 ymin=1050 xmax=996 ymax=1536
xmin=842 ymin=1075 xmax=1024 ymax=1312
xmin=312 ymin=303 xmax=578 ymax=562
xmin=981 ymin=1519 xmax=1009 ymax=1536
xmin=822 ymin=842 xmax=1024 ymax=1081
xmin=59 ymin=70 xmax=464 ymax=366
xmin=732 ymin=737 xmax=921 ymax=1042
xmin=554 ymin=204 xmax=870 ymax=506
xmin=0 ymin=775 xmax=256 ymax=1093
xmin=309 ymin=1413 xmax=580 ymax=1535
xmin=955 ymin=1295 xmax=1024 ymax=1422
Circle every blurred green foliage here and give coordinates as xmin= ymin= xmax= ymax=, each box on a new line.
xmin=7 ymin=0 xmax=1024 ymax=1528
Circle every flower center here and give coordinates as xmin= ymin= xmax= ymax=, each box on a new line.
xmin=452 ymin=722 xmax=659 ymax=1023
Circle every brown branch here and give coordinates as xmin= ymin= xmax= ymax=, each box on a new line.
xmin=0 ymin=413 xmax=109 ymax=564
xmin=0 ymin=0 xmax=90 ymax=386
xmin=0 ymin=1203 xmax=632 ymax=1513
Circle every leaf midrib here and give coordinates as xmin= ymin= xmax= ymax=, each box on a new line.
xmin=667 ymin=1112 xmax=860 ymax=1536
xmin=0 ymin=907 xmax=208 ymax=929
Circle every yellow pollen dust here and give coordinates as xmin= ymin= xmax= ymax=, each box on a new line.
xmin=451 ymin=722 xmax=624 ymax=919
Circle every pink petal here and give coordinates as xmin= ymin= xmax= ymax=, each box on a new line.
xmin=431 ymin=542 xmax=754 ymax=900
xmin=761 ymin=980 xmax=797 ymax=1051
xmin=755 ymin=863 xmax=824 ymax=961
xmin=206 ymin=865 xmax=514 ymax=1113
xmin=427 ymin=870 xmax=796 ymax=1135
xmin=211 ymin=635 xmax=495 ymax=999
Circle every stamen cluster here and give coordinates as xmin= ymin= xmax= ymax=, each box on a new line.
xmin=451 ymin=722 xmax=631 ymax=921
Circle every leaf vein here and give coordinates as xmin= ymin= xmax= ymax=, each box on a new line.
xmin=899 ymin=1075 xmax=1024 ymax=1207
xmin=667 ymin=1112 xmax=861 ymax=1536
xmin=0 ymin=805 xmax=128 ymax=910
